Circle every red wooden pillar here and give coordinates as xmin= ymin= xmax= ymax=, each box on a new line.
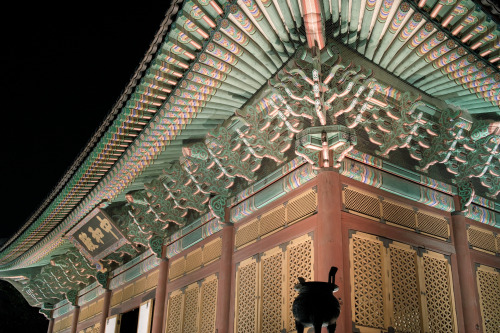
xmin=316 ymin=170 xmax=346 ymax=332
xmin=151 ymin=256 xmax=169 ymax=333
xmin=215 ymin=216 xmax=235 ymax=333
xmin=46 ymin=318 xmax=54 ymax=333
xmin=70 ymin=306 xmax=80 ymax=333
xmin=99 ymin=289 xmax=112 ymax=333
xmin=451 ymin=211 xmax=481 ymax=332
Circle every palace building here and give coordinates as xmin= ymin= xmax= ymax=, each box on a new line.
xmin=1 ymin=0 xmax=499 ymax=332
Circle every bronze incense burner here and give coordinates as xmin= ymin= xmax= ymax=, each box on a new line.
xmin=292 ymin=266 xmax=341 ymax=333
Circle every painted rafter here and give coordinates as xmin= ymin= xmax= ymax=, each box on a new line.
xmin=163 ymin=162 xmax=210 ymax=212
xmin=233 ymin=105 xmax=300 ymax=161
xmin=409 ymin=107 xmax=500 ymax=199
xmin=4 ymin=0 xmax=500 ymax=309
xmin=22 ymin=248 xmax=96 ymax=305
xmin=263 ymin=44 xmax=500 ymax=202
xmin=104 ymin=101 xmax=299 ymax=258
xmin=5 ymin=0 xmax=500 ymax=269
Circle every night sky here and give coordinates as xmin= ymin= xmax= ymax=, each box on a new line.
xmin=1 ymin=3 xmax=172 ymax=241
xmin=1 ymin=4 xmax=172 ymax=328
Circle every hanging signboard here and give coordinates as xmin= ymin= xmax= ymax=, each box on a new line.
xmin=66 ymin=206 xmax=132 ymax=267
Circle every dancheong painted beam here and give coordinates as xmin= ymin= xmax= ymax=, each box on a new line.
xmin=0 ymin=0 xmax=499 ymax=332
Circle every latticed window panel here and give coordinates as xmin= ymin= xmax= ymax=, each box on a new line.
xmin=79 ymin=299 xmax=103 ymax=322
xmin=235 ymin=219 xmax=259 ymax=248
xmin=182 ymin=284 xmax=200 ymax=333
xmin=185 ymin=248 xmax=203 ymax=273
xmin=476 ymin=265 xmax=500 ymax=333
xmin=65 ymin=314 xmax=73 ymax=331
xmin=234 ymin=234 xmax=313 ymax=333
xmin=350 ymin=233 xmax=386 ymax=330
xmin=54 ymin=320 xmax=61 ymax=333
xmin=235 ymin=257 xmax=259 ymax=333
xmin=66 ymin=314 xmax=73 ymax=331
xmin=422 ymin=252 xmax=457 ymax=332
xmin=133 ymin=277 xmax=147 ymax=297
xmin=382 ymin=200 xmax=417 ymax=229
xmin=123 ymin=284 xmax=135 ymax=302
xmin=417 ymin=212 xmax=449 ymax=239
xmin=145 ymin=270 xmax=159 ymax=291
xmin=79 ymin=306 xmax=89 ymax=322
xmin=110 ymin=290 xmax=123 ymax=307
xmin=166 ymin=290 xmax=184 ymax=333
xmin=468 ymin=226 xmax=497 ymax=254
xmin=259 ymin=206 xmax=286 ymax=238
xmin=286 ymin=235 xmax=314 ymax=332
xmin=343 ymin=186 xmax=450 ymax=240
xmin=169 ymin=257 xmax=186 ymax=281
xmin=168 ymin=238 xmax=222 ymax=281
xmin=54 ymin=313 xmax=73 ymax=332
xmin=350 ymin=232 xmax=458 ymax=332
xmin=389 ymin=243 xmax=421 ymax=333
xmin=343 ymin=187 xmax=381 ymax=219
xmin=286 ymin=188 xmax=317 ymax=224
xmin=95 ymin=299 xmax=103 ymax=317
xmin=261 ymin=247 xmax=284 ymax=333
xmin=235 ymin=189 xmax=318 ymax=250
xmin=199 ymin=276 xmax=218 ymax=333
xmin=165 ymin=274 xmax=218 ymax=333
xmin=110 ymin=272 xmax=158 ymax=307
xmin=202 ymin=237 xmax=222 ymax=265
xmin=497 ymin=234 xmax=500 ymax=254
xmin=88 ymin=302 xmax=96 ymax=317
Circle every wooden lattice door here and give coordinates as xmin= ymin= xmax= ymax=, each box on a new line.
xmin=165 ymin=274 xmax=218 ymax=333
xmin=476 ymin=265 xmax=500 ymax=333
xmin=234 ymin=234 xmax=314 ymax=333
xmin=350 ymin=231 xmax=458 ymax=333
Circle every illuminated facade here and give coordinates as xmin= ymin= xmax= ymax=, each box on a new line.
xmin=0 ymin=0 xmax=499 ymax=332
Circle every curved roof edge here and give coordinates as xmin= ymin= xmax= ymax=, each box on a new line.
xmin=0 ymin=0 xmax=183 ymax=256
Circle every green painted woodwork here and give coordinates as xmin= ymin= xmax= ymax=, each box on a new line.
xmin=458 ymin=180 xmax=475 ymax=212
xmin=148 ymin=235 xmax=164 ymax=258
xmin=208 ymin=195 xmax=227 ymax=220
xmin=96 ymin=271 xmax=109 ymax=289
xmin=43 ymin=302 xmax=54 ymax=310
xmin=66 ymin=290 xmax=78 ymax=306
xmin=109 ymin=204 xmax=150 ymax=248
xmin=2 ymin=0 xmax=500 ymax=310
xmin=100 ymin=244 xmax=138 ymax=267
xmin=39 ymin=308 xmax=52 ymax=319
xmin=2 ymin=0 xmax=498 ymax=271
xmin=20 ymin=248 xmax=96 ymax=305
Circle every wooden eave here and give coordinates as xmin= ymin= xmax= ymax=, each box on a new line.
xmin=0 ymin=0 xmax=499 ymax=272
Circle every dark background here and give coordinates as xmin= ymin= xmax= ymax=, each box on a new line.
xmin=0 ymin=3 xmax=171 ymax=331
xmin=0 ymin=3 xmax=171 ymax=241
